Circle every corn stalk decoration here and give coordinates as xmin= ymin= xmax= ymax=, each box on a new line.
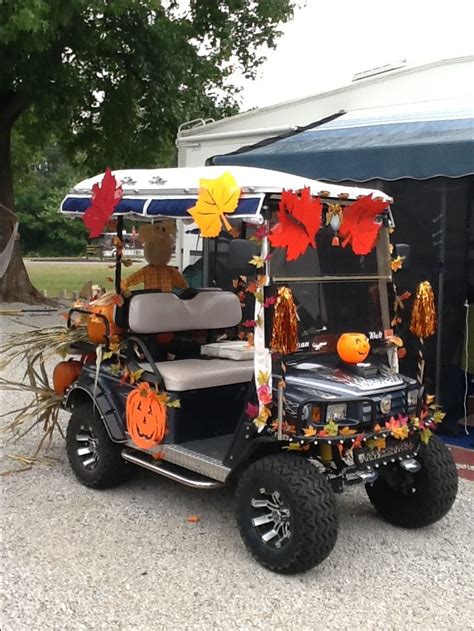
xmin=0 ymin=326 xmax=89 ymax=461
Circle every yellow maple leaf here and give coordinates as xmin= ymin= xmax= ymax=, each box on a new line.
xmin=303 ymin=426 xmax=317 ymax=437
xmin=410 ymin=416 xmax=420 ymax=429
xmin=257 ymin=370 xmax=270 ymax=386
xmin=187 ymin=172 xmax=240 ymax=238
xmin=324 ymin=420 xmax=339 ymax=436
xmin=254 ymin=416 xmax=268 ymax=432
xmin=391 ymin=424 xmax=409 ymax=440
xmin=340 ymin=426 xmax=356 ymax=436
xmin=367 ymin=437 xmax=386 ymax=450
xmin=249 ymin=255 xmax=265 ymax=269
xmin=284 ymin=443 xmax=310 ymax=452
xmin=129 ymin=368 xmax=144 ymax=384
xmin=420 ymin=428 xmax=432 ymax=444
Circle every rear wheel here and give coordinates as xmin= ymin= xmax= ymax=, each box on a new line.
xmin=366 ymin=434 xmax=458 ymax=528
xmin=66 ymin=403 xmax=130 ymax=489
xmin=236 ymin=453 xmax=338 ymax=574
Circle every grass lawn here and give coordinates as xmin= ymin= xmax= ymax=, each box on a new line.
xmin=25 ymin=260 xmax=139 ymax=297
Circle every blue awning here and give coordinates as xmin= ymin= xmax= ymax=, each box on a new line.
xmin=212 ymin=99 xmax=474 ymax=181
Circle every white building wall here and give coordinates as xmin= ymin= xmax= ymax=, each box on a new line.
xmin=177 ymin=56 xmax=474 ymax=168
xmin=176 ymin=56 xmax=474 ymax=270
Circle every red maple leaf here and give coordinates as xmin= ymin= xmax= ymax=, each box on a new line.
xmin=245 ymin=402 xmax=259 ymax=418
xmin=83 ymin=168 xmax=123 ymax=238
xmin=242 ymin=319 xmax=256 ymax=328
xmin=339 ymin=195 xmax=389 ymax=256
xmin=269 ymin=188 xmax=322 ymax=261
xmin=352 ymin=434 xmax=364 ymax=449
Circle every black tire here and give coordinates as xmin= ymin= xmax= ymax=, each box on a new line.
xmin=236 ymin=453 xmax=338 ymax=574
xmin=366 ymin=434 xmax=458 ymax=528
xmin=66 ymin=403 xmax=130 ymax=489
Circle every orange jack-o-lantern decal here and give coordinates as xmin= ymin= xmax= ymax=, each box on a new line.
xmin=126 ymin=382 xmax=167 ymax=450
xmin=336 ymin=332 xmax=370 ymax=364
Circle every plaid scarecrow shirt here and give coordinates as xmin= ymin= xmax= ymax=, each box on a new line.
xmin=123 ymin=264 xmax=188 ymax=292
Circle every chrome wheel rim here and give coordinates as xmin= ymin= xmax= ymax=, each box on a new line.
xmin=250 ymin=488 xmax=291 ymax=549
xmin=75 ymin=425 xmax=99 ymax=470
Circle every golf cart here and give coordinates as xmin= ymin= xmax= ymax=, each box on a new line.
xmin=58 ymin=166 xmax=458 ymax=574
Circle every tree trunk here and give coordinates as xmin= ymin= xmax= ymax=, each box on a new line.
xmin=0 ymin=117 xmax=50 ymax=304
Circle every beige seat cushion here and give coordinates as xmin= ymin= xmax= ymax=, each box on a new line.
xmin=200 ymin=341 xmax=254 ymax=361
xmin=140 ymin=358 xmax=254 ymax=391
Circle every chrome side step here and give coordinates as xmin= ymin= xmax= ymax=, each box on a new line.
xmin=124 ymin=440 xmax=231 ymax=483
xmin=121 ymin=448 xmax=223 ymax=489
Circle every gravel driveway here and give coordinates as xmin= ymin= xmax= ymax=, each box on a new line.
xmin=1 ymin=310 xmax=473 ymax=631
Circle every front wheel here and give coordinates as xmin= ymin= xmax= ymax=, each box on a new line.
xmin=366 ymin=434 xmax=458 ymax=528
xmin=236 ymin=453 xmax=338 ymax=574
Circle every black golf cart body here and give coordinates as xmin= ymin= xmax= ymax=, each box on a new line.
xmin=58 ymin=166 xmax=458 ymax=572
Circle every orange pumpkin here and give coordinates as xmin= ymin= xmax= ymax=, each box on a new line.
xmin=87 ymin=303 xmax=125 ymax=345
xmin=155 ymin=332 xmax=174 ymax=345
xmin=87 ymin=314 xmax=107 ymax=344
xmin=52 ymin=360 xmax=83 ymax=394
xmin=336 ymin=332 xmax=370 ymax=364
xmin=126 ymin=383 xmax=167 ymax=450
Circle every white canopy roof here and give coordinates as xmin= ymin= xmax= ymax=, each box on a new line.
xmin=60 ymin=165 xmax=392 ymax=221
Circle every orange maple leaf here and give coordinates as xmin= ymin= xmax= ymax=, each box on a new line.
xmin=269 ymin=188 xmax=322 ymax=261
xmin=390 ymin=256 xmax=405 ymax=272
xmin=352 ymin=434 xmax=364 ymax=449
xmin=339 ymin=195 xmax=389 ymax=256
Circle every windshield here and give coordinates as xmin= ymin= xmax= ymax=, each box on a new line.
xmin=284 ymin=280 xmax=393 ymax=345
xmin=269 ymin=225 xmax=393 ymax=346
xmin=270 ymin=224 xmax=391 ymax=281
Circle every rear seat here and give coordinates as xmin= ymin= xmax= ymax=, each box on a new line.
xmin=128 ymin=291 xmax=253 ymax=391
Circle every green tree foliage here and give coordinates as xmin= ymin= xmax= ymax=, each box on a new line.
xmin=0 ymin=0 xmax=296 ymax=300
xmin=1 ymin=0 xmax=296 ymax=168
xmin=12 ymin=126 xmax=88 ymax=256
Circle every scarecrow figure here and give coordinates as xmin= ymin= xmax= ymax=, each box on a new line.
xmin=122 ymin=221 xmax=187 ymax=292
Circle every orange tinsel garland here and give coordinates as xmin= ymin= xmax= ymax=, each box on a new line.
xmin=271 ymin=287 xmax=299 ymax=354
xmin=409 ymin=281 xmax=437 ymax=339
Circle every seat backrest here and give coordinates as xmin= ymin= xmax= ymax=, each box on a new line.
xmin=128 ymin=291 xmax=242 ymax=334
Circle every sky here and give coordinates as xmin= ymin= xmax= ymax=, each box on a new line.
xmin=235 ymin=0 xmax=474 ymax=111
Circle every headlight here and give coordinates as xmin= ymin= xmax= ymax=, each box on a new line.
xmin=302 ymin=405 xmax=322 ymax=423
xmin=326 ymin=403 xmax=347 ymax=421
xmin=407 ymin=389 xmax=419 ymax=409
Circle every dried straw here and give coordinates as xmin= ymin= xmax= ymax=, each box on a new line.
xmin=0 ymin=325 xmax=89 ymax=459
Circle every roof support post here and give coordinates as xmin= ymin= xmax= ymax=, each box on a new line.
xmin=115 ymin=216 xmax=123 ymax=294
xmin=435 ymin=186 xmax=447 ymax=402
xmin=202 ymin=238 xmax=210 ymax=287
